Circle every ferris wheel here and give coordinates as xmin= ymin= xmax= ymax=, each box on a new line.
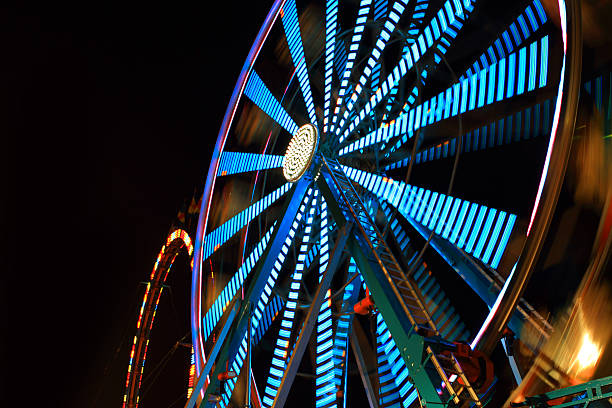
xmin=182 ymin=0 xmax=606 ymax=407
xmin=123 ymin=228 xmax=194 ymax=408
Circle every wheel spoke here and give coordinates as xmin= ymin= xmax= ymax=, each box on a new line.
xmin=218 ymin=295 xmax=285 ymax=408
xmin=458 ymin=0 xmax=548 ymax=82
xmin=322 ymin=0 xmax=339 ymax=134
xmin=338 ymin=0 xmax=476 ymax=144
xmin=202 ymin=183 xmax=292 ymax=261
xmin=328 ymin=0 xmax=373 ymax=135
xmin=377 ymin=192 xmax=551 ymax=352
xmin=217 ymin=151 xmax=285 ymax=177
xmin=333 ymin=0 xmax=410 ymax=139
xmin=384 ymin=97 xmax=552 ymax=172
xmin=342 ymin=165 xmax=518 ymax=269
xmin=328 ymin=259 xmax=362 ymax=408
xmin=201 ymin=224 xmax=276 ymax=342
xmin=368 ymin=0 xmax=391 ymax=93
xmin=375 ymin=312 xmax=419 ymax=407
xmin=389 ymin=0 xmax=546 ymax=124
xmin=333 ymin=37 xmax=348 ymax=83
xmin=244 ymin=70 xmax=300 ymax=135
xmin=263 ymin=189 xmax=318 ymax=407
xmin=250 ymin=188 xmax=316 ymax=335
xmin=280 ymin=0 xmax=318 ymax=128
xmin=271 ymin=218 xmax=351 ymax=408
xmin=379 ymin=0 xmax=429 ymax=117
xmin=338 ymin=35 xmax=550 ymax=156
xmin=314 ymin=197 xmax=336 ymax=408
xmin=350 ymin=318 xmax=379 ymax=408
xmin=197 ymin=179 xmax=311 ymax=405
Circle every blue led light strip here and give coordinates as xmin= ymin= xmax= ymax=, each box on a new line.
xmin=333 ymin=0 xmax=411 ymax=139
xmin=323 ymin=0 xmax=339 ymax=133
xmin=263 ymin=190 xmax=318 ymax=408
xmin=368 ymin=0 xmax=388 ymax=93
xmin=381 ymin=0 xmax=430 ymax=120
xmin=406 ymin=0 xmax=430 ymax=41
xmin=373 ymin=0 xmax=387 ymax=20
xmin=384 ymin=99 xmax=552 ymax=170
xmin=202 ymin=183 xmax=292 ymax=261
xmin=217 ymin=195 xmax=320 ymax=408
xmin=379 ymin=201 xmax=471 ymax=341
xmin=244 ymin=70 xmax=299 ymax=135
xmin=315 ymin=198 xmax=336 ymax=408
xmin=245 ymin=191 xmax=318 ymax=407
xmin=218 ymin=295 xmax=285 ymax=408
xmin=342 ymin=165 xmax=517 ymax=269
xmin=333 ymin=38 xmax=348 ymax=83
xmin=201 ymin=224 xmax=276 ymax=342
xmin=281 ymin=0 xmax=318 ymax=128
xmin=390 ymin=0 xmax=473 ymax=124
xmin=339 ymin=0 xmax=475 ymax=144
xmin=328 ymin=0 xmax=373 ymax=135
xmin=330 ymin=259 xmax=361 ymax=408
xmin=217 ymin=152 xmax=284 ymax=176
xmin=459 ymin=0 xmax=547 ymax=82
xmin=370 ymin=61 xmax=383 ymax=95
xmin=338 ymin=35 xmax=550 ymax=157
xmin=376 ymin=312 xmax=419 ymax=408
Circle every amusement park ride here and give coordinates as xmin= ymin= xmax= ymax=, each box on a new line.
xmin=121 ymin=0 xmax=612 ymax=407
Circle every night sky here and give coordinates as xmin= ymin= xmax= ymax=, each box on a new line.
xmin=5 ymin=2 xmax=270 ymax=406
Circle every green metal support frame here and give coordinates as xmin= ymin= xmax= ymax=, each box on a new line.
xmin=510 ymin=376 xmax=612 ymax=408
xmin=316 ymin=160 xmax=445 ymax=406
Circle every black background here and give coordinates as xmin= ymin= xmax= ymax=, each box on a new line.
xmin=4 ymin=1 xmax=270 ymax=406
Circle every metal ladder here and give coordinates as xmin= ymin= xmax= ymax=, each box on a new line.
xmin=378 ymin=200 xmax=472 ymax=343
xmin=324 ymin=157 xmax=438 ymax=335
xmin=322 ymin=156 xmax=483 ymax=407
xmin=425 ymin=346 xmax=482 ymax=406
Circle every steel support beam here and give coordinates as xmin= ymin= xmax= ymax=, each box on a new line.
xmin=271 ymin=222 xmax=352 ymax=408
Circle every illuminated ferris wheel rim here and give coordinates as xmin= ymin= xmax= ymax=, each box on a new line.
xmin=123 ymin=228 xmax=194 ymax=408
xmin=188 ymin=0 xmax=580 ymax=406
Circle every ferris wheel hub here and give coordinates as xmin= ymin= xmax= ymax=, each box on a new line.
xmin=282 ymin=123 xmax=319 ymax=182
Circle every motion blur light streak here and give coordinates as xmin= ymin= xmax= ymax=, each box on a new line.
xmin=575 ymin=332 xmax=601 ymax=371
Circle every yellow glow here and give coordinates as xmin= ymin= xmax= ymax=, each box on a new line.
xmin=576 ymin=332 xmax=601 ymax=370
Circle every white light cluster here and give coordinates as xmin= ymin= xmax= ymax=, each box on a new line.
xmin=283 ymin=123 xmax=318 ymax=182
